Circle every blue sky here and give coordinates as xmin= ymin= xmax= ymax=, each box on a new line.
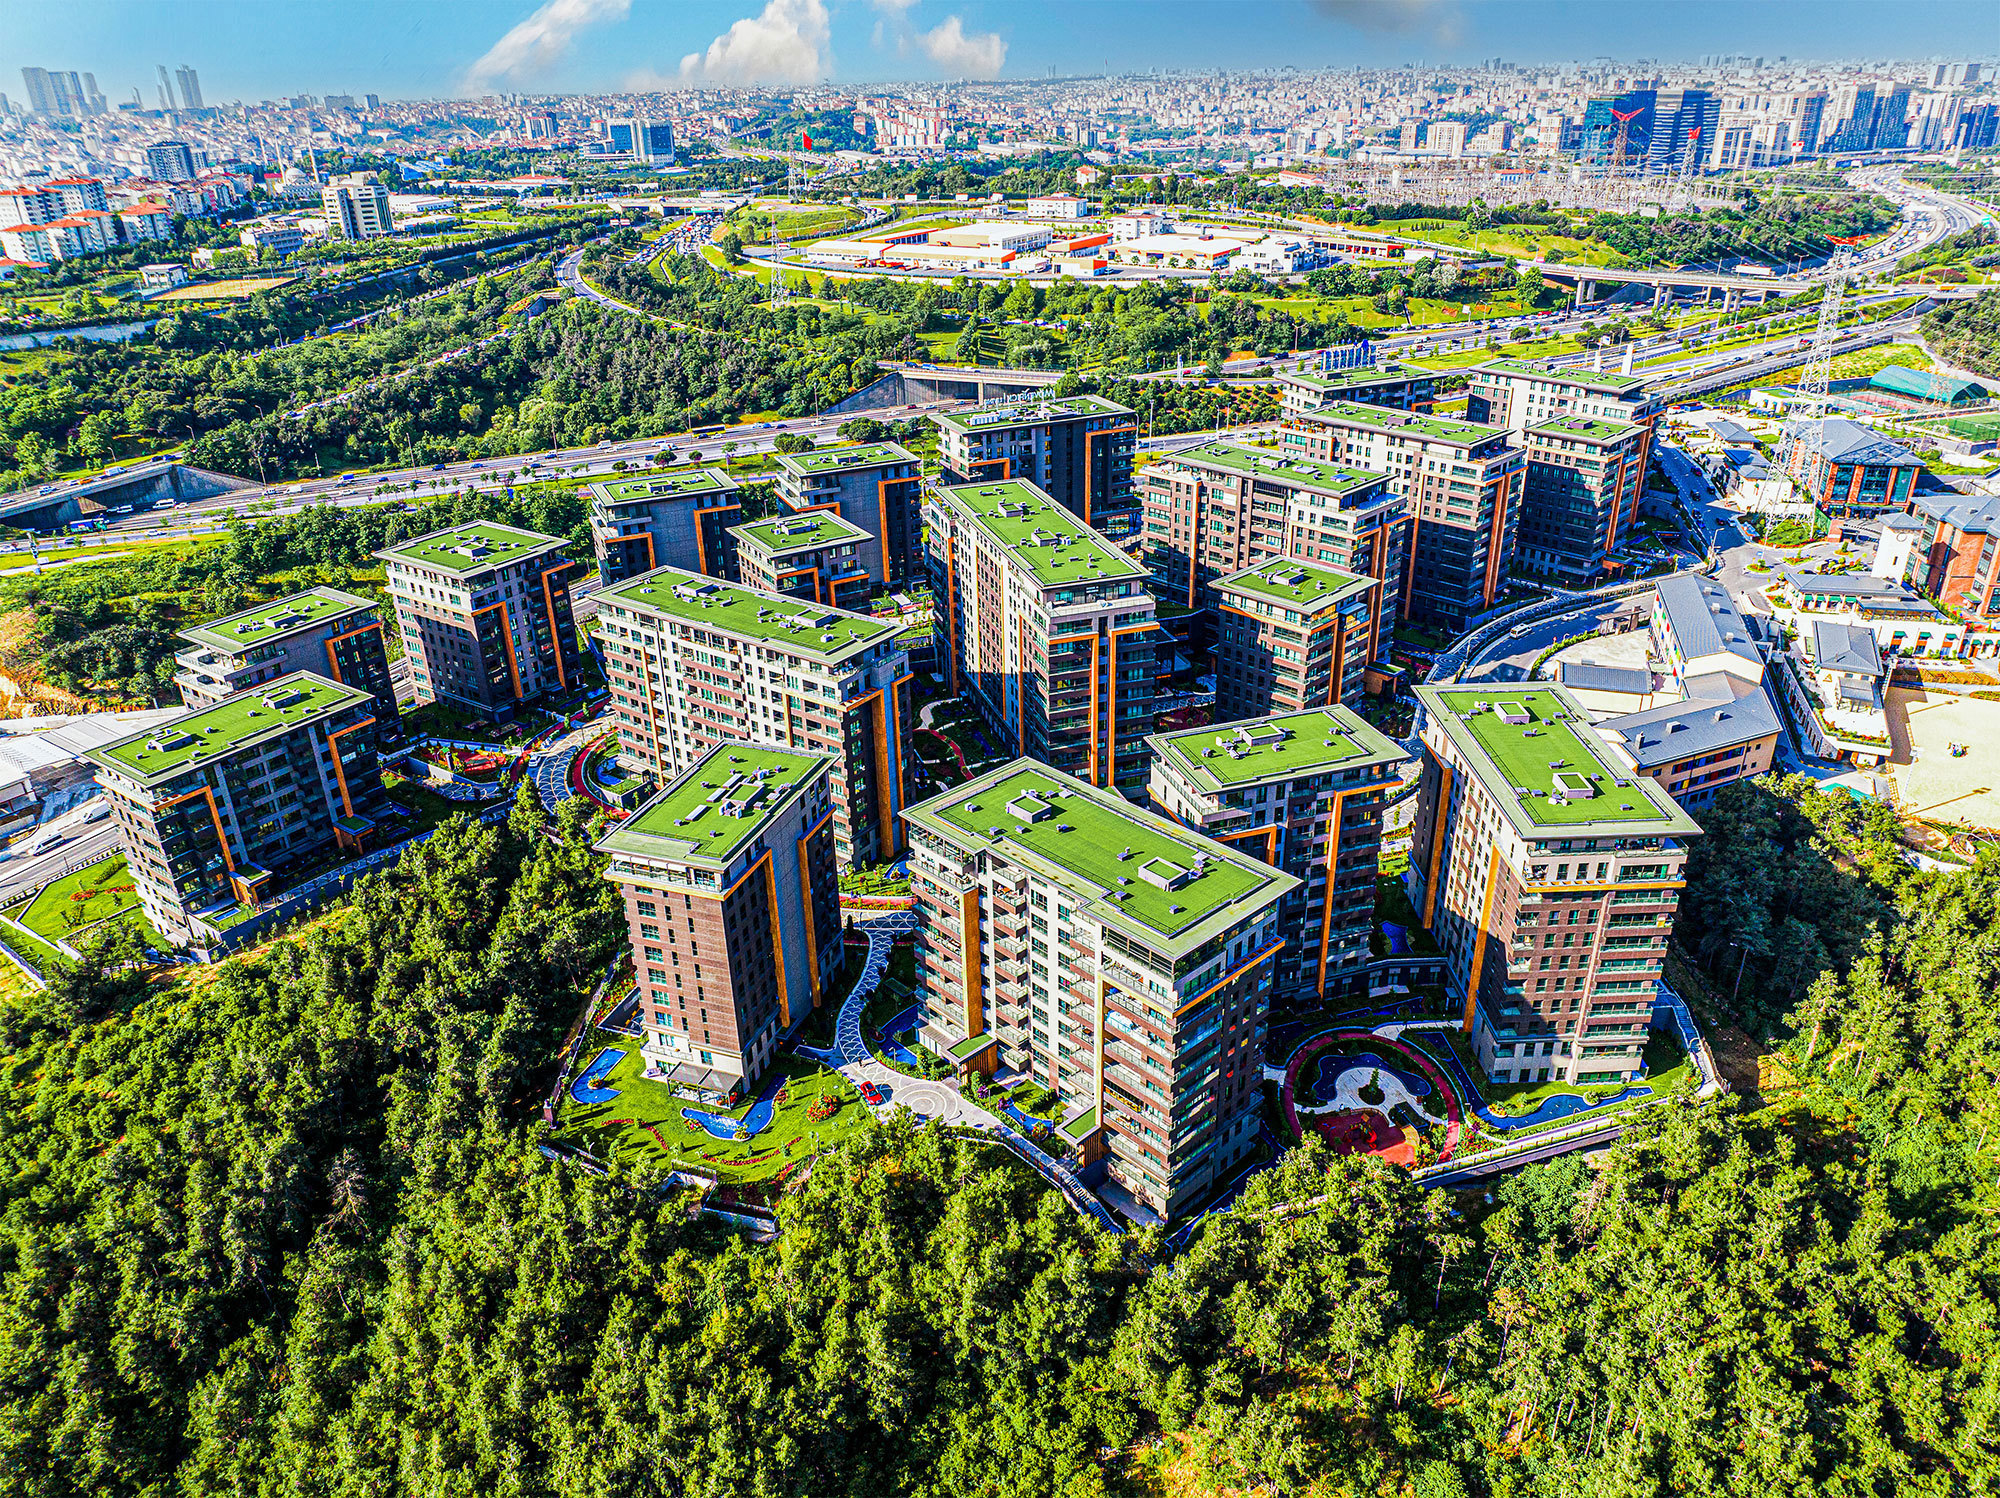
xmin=5 ymin=1 xmax=1991 ymax=103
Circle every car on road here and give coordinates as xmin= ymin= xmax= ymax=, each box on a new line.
xmin=431 ymin=462 xmax=448 ymax=471
xmin=156 ymin=498 xmax=181 ymax=509
xmin=1509 ymin=624 xmax=1532 ymax=638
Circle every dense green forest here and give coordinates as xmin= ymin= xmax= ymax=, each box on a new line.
xmin=0 ymin=769 xmax=1995 ymax=1496
xmin=1921 ymin=286 xmax=2000 ymax=379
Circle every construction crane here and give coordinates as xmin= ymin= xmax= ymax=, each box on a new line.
xmin=1772 ymin=234 xmax=1870 ymax=506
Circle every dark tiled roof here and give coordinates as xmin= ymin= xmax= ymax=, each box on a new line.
xmin=1599 ymin=684 xmax=1783 ymax=768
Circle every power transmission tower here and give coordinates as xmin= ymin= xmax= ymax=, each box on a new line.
xmin=1773 ymin=234 xmax=1869 ymax=507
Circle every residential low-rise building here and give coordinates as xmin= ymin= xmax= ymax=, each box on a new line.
xmin=1769 ymin=564 xmax=1976 ymax=659
xmin=85 ymin=672 xmax=387 ymax=949
xmin=1212 ymin=557 xmax=1383 ymax=720
xmin=587 ymin=467 xmax=742 ymax=587
xmin=1149 ymin=707 xmax=1410 ymax=1001
xmin=174 ymin=587 xmax=398 ymax=736
xmin=729 ymin=510 xmax=873 ymax=612
xmin=906 ymin=757 xmax=1300 ymax=1221
xmin=1408 ymin=683 xmax=1701 ymax=1085
xmin=1791 ymin=620 xmax=1891 ymax=764
xmin=596 ymin=744 xmax=841 ymax=1105
xmin=771 ymin=442 xmax=923 ymax=590
xmin=1782 ymin=417 xmax=1922 ymax=514
xmin=595 ymin=566 xmax=911 ymax=866
xmin=930 ymin=394 xmax=1138 ymax=536
xmin=1898 ymin=490 xmax=2000 ymax=621
xmin=377 ymin=522 xmax=582 ymax=722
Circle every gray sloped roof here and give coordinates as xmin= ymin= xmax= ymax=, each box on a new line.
xmin=1783 ymin=416 xmax=1920 ymax=468
xmin=1598 ymin=683 xmax=1784 ymax=768
xmin=1654 ymin=573 xmax=1762 ymax=669
xmin=1557 ymin=662 xmax=1655 ymax=695
xmin=1811 ymin=620 xmax=1883 ymax=677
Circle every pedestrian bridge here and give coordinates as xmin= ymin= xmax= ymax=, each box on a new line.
xmin=829 ymin=361 xmax=1065 ymax=414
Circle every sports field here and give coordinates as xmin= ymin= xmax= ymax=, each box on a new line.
xmin=153 ymin=275 xmax=296 ymax=301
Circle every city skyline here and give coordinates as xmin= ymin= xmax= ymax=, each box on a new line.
xmin=3 ymin=0 xmax=1993 ymax=103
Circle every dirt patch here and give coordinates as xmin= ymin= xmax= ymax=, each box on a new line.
xmin=1704 ymin=1021 xmax=1795 ymax=1107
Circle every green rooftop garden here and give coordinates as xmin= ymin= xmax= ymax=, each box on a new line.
xmin=1300 ymin=399 xmax=1504 ymax=446
xmin=1152 ymin=707 xmax=1408 ymax=790
xmin=931 ymin=393 xmax=1131 ymax=435
xmin=594 ymin=468 xmax=737 ymax=502
xmin=1213 ymin=556 xmax=1373 ymax=617
xmin=731 ymin=510 xmax=868 ymax=556
xmin=1527 ymin=414 xmax=1644 ymax=445
xmin=1278 ymin=362 xmax=1428 ymax=392
xmin=88 ymin=673 xmax=374 ymax=785
xmin=1470 ymin=357 xmax=1649 ymax=396
xmin=599 ymin=566 xmax=901 ymax=662
xmin=1164 ymin=440 xmax=1390 ymax=494
xmin=937 ymin=480 xmax=1148 ymax=590
xmin=601 ymin=746 xmax=829 ymax=867
xmin=178 ymin=586 xmax=374 ymax=654
xmin=773 ymin=442 xmax=917 ymax=472
xmin=376 ymin=521 xmax=569 ymax=576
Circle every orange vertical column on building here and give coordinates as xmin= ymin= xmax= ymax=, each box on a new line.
xmin=1421 ymin=762 xmax=1453 ymax=929
xmin=1461 ymin=845 xmax=1502 ymax=1033
xmin=959 ymin=887 xmax=982 ymax=1039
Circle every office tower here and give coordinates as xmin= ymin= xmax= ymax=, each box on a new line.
xmin=929 ymin=394 xmax=1138 ymax=536
xmin=587 ymin=467 xmax=741 ymax=586
xmin=144 ymin=140 xmax=197 ymax=182
xmin=1149 ymin=707 xmax=1409 ymax=1002
xmin=1580 ymin=89 xmax=1656 ymax=169
xmin=376 ymin=521 xmax=581 ymax=723
xmin=85 ymin=673 xmax=387 ymax=950
xmin=1137 ymin=440 xmax=1404 ymax=660
xmin=1211 ymin=557 xmax=1383 ymax=721
xmin=158 ymin=65 xmax=176 ymax=113
xmin=1646 ymin=89 xmax=1719 ymax=175
xmin=1281 ymin=403 xmax=1526 ymax=632
xmin=1514 ymin=416 xmax=1649 ymax=586
xmin=20 ymin=68 xmax=59 ymax=116
xmin=905 ymin=758 xmax=1299 ymax=1221
xmin=771 ymin=442 xmax=923 ymax=589
xmin=1870 ymin=86 xmax=1913 ymax=150
xmin=598 ymin=744 xmax=841 ymax=1101
xmin=927 ymin=478 xmax=1157 ymax=799
xmin=1824 ymin=86 xmax=1877 ymax=153
xmin=1275 ymin=361 xmax=1436 ymax=420
xmin=730 ymin=512 xmax=873 ymax=612
xmin=1463 ymin=357 xmax=1660 ymax=483
xmin=80 ymin=74 xmax=106 ymax=113
xmin=1407 ymin=683 xmax=1700 ymax=1085
xmin=605 ymin=117 xmax=675 ymax=163
xmin=595 ymin=566 xmax=911 ymax=867
xmin=174 ymin=587 xmax=399 ymax=738
xmin=364 ymin=93 xmax=381 ymax=110
xmin=321 ymin=175 xmax=392 ymax=239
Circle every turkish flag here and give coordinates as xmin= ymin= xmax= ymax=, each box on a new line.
xmin=803 ymin=132 xmax=814 ymax=150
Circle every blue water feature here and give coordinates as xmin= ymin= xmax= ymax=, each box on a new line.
xmin=680 ymin=1068 xmax=788 ymax=1141
xmin=1001 ymin=1099 xmax=1060 ymax=1132
xmin=569 ymin=1048 xmax=624 ymax=1104
xmin=1411 ymin=1031 xmax=1651 ymax=1132
xmin=1381 ymin=921 xmax=1412 ymax=955
xmin=1303 ymin=1050 xmax=1433 ymax=1106
xmin=874 ymin=1002 xmax=925 ymax=1069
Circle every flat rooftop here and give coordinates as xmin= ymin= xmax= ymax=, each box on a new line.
xmin=599 ymin=744 xmax=829 ymax=867
xmin=593 ymin=467 xmax=738 ymax=503
xmin=731 ymin=510 xmax=869 ymax=556
xmin=1151 ymin=706 xmax=1409 ymax=791
xmin=1418 ymin=684 xmax=1697 ymax=835
xmin=931 ymin=393 xmax=1132 ymax=435
xmin=376 ymin=521 xmax=569 ymax=577
xmin=1471 ymin=357 xmax=1648 ymax=398
xmin=178 ymin=586 xmax=375 ymax=655
xmin=87 ymin=671 xmax=373 ymax=786
xmin=1295 ymin=399 xmax=1510 ymax=448
xmin=773 ymin=441 xmax=918 ymax=474
xmin=1278 ymin=362 xmax=1428 ymax=392
xmin=908 ymin=760 xmax=1296 ymax=949
xmin=599 ymin=564 xmax=903 ymax=664
xmin=1159 ymin=441 xmax=1391 ymax=497
xmin=937 ymin=479 xmax=1148 ymax=589
xmin=1527 ymin=414 xmax=1643 ymax=445
xmin=1213 ymin=556 xmax=1374 ymax=617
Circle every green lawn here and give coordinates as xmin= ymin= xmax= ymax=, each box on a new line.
xmin=1373 ymin=875 xmax=1441 ymax=957
xmin=1411 ymin=1026 xmax=1690 ymax=1129
xmin=555 ymin=1041 xmax=873 ymax=1184
xmin=17 ymin=854 xmax=141 ymax=942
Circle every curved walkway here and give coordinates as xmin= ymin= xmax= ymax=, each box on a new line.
xmin=1280 ymin=1028 xmax=1464 ymax=1159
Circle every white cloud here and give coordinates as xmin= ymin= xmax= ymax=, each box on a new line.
xmin=870 ymin=0 xmax=920 ymax=11
xmin=1309 ymin=0 xmax=1463 ymax=43
xmin=464 ymin=0 xmax=631 ymax=90
xmin=916 ymin=15 xmax=1006 ymax=78
xmin=679 ymin=0 xmax=832 ymax=85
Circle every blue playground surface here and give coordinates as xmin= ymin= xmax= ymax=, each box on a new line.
xmin=1001 ymin=1098 xmax=1061 ymax=1131
xmin=1303 ymin=1049 xmax=1433 ymax=1106
xmin=1380 ymin=921 xmax=1412 ymax=955
xmin=1412 ymin=1030 xmax=1651 ymax=1132
xmin=681 ymin=1068 xmax=789 ymax=1141
xmin=874 ymin=1002 xmax=925 ymax=1069
xmin=570 ymin=1048 xmax=624 ymax=1105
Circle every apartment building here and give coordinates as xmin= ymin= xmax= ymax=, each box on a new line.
xmin=929 ymin=479 xmax=1157 ymax=799
xmin=1407 ymin=684 xmax=1701 ymax=1085
xmin=1149 ymin=707 xmax=1409 ymax=1001
xmin=729 ymin=511 xmax=873 ymax=612
xmin=905 ymin=758 xmax=1299 ymax=1221
xmin=1898 ymin=491 xmax=2000 ymax=620
xmin=930 ymin=394 xmax=1139 ymax=536
xmin=1281 ymin=402 xmax=1525 ymax=630
xmin=596 ymin=744 xmax=841 ymax=1103
xmin=587 ymin=467 xmax=742 ymax=587
xmin=85 ymin=672 xmax=386 ymax=949
xmin=771 ymin=442 xmax=922 ymax=589
xmin=376 ymin=522 xmax=581 ymax=722
xmin=1274 ymin=361 xmax=1437 ymax=419
xmin=1212 ymin=557 xmax=1383 ymax=721
xmin=1137 ymin=441 xmax=1404 ymax=652
xmin=174 ymin=587 xmax=398 ymax=736
xmin=595 ymin=565 xmax=911 ymax=866
xmin=1463 ymin=358 xmax=1660 ymax=479
xmin=1782 ymin=417 xmax=1922 ymax=515
xmin=322 ymin=175 xmax=392 ymax=240
xmin=1516 ymin=415 xmax=1649 ymax=585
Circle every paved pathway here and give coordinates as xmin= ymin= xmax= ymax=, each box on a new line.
xmin=529 ymin=725 xmax=598 ymax=813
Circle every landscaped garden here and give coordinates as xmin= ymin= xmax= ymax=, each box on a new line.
xmin=0 ymin=853 xmax=167 ymax=959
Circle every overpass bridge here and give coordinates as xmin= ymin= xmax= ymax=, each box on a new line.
xmin=1532 ymin=261 xmax=1817 ymax=308
xmin=0 ymin=461 xmax=254 ymax=532
xmin=828 ymin=361 xmax=1064 ymax=414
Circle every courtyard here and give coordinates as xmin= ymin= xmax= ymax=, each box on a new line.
xmin=1883 ymin=687 xmax=2000 ymax=832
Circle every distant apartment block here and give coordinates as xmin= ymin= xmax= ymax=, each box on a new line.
xmin=730 ymin=511 xmax=873 ymax=612
xmin=322 ymin=175 xmax=392 ymax=240
xmin=240 ymin=219 xmax=305 ymax=257
xmin=1463 ymin=358 xmax=1660 ymax=479
xmin=377 ymin=522 xmax=581 ymax=722
xmin=587 ymin=467 xmax=742 ymax=586
xmin=1137 ymin=441 xmax=1405 ymax=653
xmin=931 ymin=395 xmax=1139 ymax=536
xmin=1281 ymin=402 xmax=1525 ymax=630
xmin=905 ymin=758 xmax=1299 ymax=1221
xmin=85 ymin=673 xmax=386 ymax=949
xmin=1149 ymin=707 xmax=1409 ymax=1001
xmin=1211 ymin=557 xmax=1383 ymax=721
xmin=175 ymin=587 xmax=398 ymax=737
xmin=144 ymin=139 xmax=196 ymax=182
xmin=597 ymin=745 xmax=839 ymax=1104
xmin=595 ymin=566 xmax=911 ymax=866
xmin=1408 ymin=684 xmax=1700 ymax=1085
xmin=929 ymin=479 xmax=1158 ymax=799
xmin=1274 ymin=360 xmax=1437 ymax=419
xmin=772 ymin=442 xmax=923 ymax=589
xmin=1516 ymin=416 xmax=1649 ymax=585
